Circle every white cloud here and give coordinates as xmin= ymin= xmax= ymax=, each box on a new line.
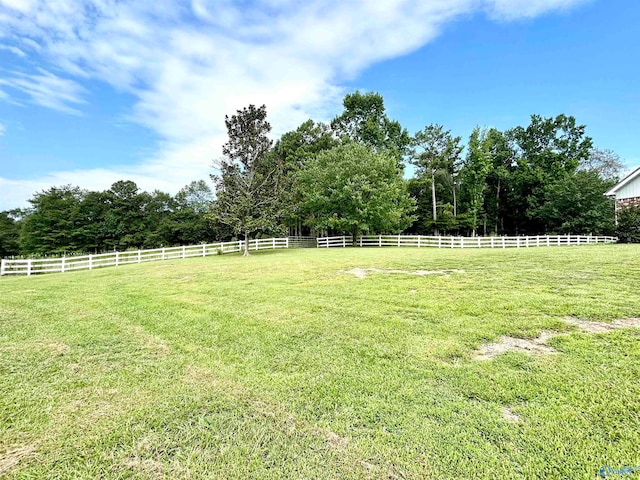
xmin=0 ymin=0 xmax=33 ymax=14
xmin=487 ymin=0 xmax=590 ymax=19
xmin=0 ymin=0 xmax=590 ymax=210
xmin=0 ymin=44 xmax=25 ymax=56
xmin=0 ymin=68 xmax=86 ymax=114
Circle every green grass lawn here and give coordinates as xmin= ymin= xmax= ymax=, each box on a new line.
xmin=1 ymin=245 xmax=639 ymax=479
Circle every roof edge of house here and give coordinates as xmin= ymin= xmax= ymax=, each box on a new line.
xmin=604 ymin=166 xmax=640 ymax=197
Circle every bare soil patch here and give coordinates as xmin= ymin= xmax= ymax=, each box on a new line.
xmin=343 ymin=267 xmax=464 ymax=279
xmin=475 ymin=317 xmax=640 ymax=360
xmin=326 ymin=432 xmax=349 ymax=450
xmin=501 ymin=407 xmax=522 ymax=423
xmin=475 ymin=332 xmax=558 ymax=360
xmin=0 ymin=444 xmax=37 ymax=476
xmin=563 ymin=316 xmax=640 ymax=333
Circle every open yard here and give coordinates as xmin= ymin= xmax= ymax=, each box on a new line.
xmin=1 ymin=245 xmax=639 ymax=479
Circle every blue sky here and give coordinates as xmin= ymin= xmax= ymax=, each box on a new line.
xmin=0 ymin=0 xmax=638 ymax=210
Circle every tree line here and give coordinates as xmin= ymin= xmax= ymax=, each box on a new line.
xmin=0 ymin=180 xmax=218 ymax=257
xmin=0 ymin=91 xmax=629 ymax=258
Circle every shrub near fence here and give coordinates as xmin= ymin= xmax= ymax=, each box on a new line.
xmin=317 ymin=234 xmax=617 ymax=249
xmin=1 ymin=238 xmax=290 ymax=276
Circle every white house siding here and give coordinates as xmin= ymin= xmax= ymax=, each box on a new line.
xmin=616 ymin=177 xmax=640 ymax=201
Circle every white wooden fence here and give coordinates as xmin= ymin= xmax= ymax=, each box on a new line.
xmin=317 ymin=234 xmax=617 ymax=249
xmin=0 ymin=234 xmax=619 ymax=277
xmin=316 ymin=236 xmax=354 ymax=248
xmin=0 ymin=238 xmax=289 ymax=276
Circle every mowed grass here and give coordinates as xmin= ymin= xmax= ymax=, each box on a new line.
xmin=1 ymin=245 xmax=639 ymax=479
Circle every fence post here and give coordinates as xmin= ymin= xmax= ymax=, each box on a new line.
xmin=546 ymin=236 xmax=550 ymax=247
xmin=182 ymin=246 xmax=186 ymax=258
xmin=115 ymin=252 xmax=119 ymax=266
xmin=536 ymin=235 xmax=540 ymax=247
xmin=342 ymin=236 xmax=346 ymax=248
xmin=438 ymin=236 xmax=442 ymax=248
xmin=89 ymin=255 xmax=93 ymax=270
xmin=162 ymin=247 xmax=166 ymax=261
xmin=379 ymin=235 xmax=382 ymax=247
xmin=418 ymin=236 xmax=421 ymax=248
xmin=477 ymin=237 xmax=481 ymax=248
xmin=491 ymin=237 xmax=494 ymax=248
xmin=137 ymin=250 xmax=141 ymax=263
xmin=502 ymin=237 xmax=506 ymax=249
xmin=360 ymin=236 xmax=363 ymax=247
xmin=27 ymin=259 xmax=32 ymax=276
xmin=517 ymin=237 xmax=520 ymax=248
xmin=286 ymin=237 xmax=290 ymax=249
xmin=451 ymin=236 xmax=454 ymax=249
xmin=398 ymin=236 xmax=401 ymax=247
xmin=0 ymin=259 xmax=6 ymax=276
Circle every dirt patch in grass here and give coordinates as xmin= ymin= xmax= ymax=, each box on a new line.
xmin=563 ymin=316 xmax=640 ymax=333
xmin=0 ymin=444 xmax=37 ymax=476
xmin=343 ymin=267 xmax=464 ymax=279
xmin=475 ymin=332 xmax=558 ymax=360
xmin=326 ymin=432 xmax=349 ymax=450
xmin=501 ymin=407 xmax=522 ymax=423
xmin=475 ymin=317 xmax=640 ymax=360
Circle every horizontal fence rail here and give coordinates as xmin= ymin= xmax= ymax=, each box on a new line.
xmin=316 ymin=236 xmax=354 ymax=248
xmin=317 ymin=234 xmax=618 ymax=249
xmin=1 ymin=238 xmax=289 ymax=276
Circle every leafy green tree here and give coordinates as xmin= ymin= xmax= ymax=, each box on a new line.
xmin=73 ymin=190 xmax=108 ymax=252
xmin=175 ymin=180 xmax=214 ymax=214
xmin=269 ymin=120 xmax=338 ymax=235
xmin=141 ymin=190 xmax=176 ymax=248
xmin=102 ymin=180 xmax=147 ymax=250
xmin=460 ymin=127 xmax=493 ymax=235
xmin=481 ymin=129 xmax=515 ymax=235
xmin=0 ymin=211 xmax=21 ymax=257
xmin=273 ymin=120 xmax=337 ymax=168
xmin=510 ymin=114 xmax=593 ymax=233
xmin=299 ymin=142 xmax=415 ymax=242
xmin=538 ymin=170 xmax=616 ymax=235
xmin=331 ymin=91 xmax=410 ymax=161
xmin=209 ymin=104 xmax=285 ymax=255
xmin=410 ymin=124 xmax=463 ymax=234
xmin=172 ymin=180 xmax=217 ymax=244
xmin=616 ymin=206 xmax=640 ymax=243
xmin=20 ymin=185 xmax=86 ymax=255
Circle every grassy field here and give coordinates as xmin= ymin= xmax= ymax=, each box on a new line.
xmin=1 ymin=245 xmax=639 ymax=479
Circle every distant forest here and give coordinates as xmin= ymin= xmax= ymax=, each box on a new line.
xmin=0 ymin=91 xmax=627 ymax=258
